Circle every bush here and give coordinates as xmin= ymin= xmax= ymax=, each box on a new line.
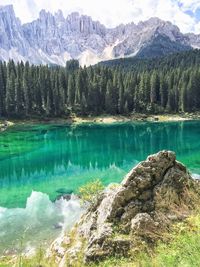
xmin=78 ymin=179 xmax=104 ymax=203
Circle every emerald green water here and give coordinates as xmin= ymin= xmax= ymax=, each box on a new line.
xmin=0 ymin=121 xmax=200 ymax=255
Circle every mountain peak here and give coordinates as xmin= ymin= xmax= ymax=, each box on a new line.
xmin=0 ymin=5 xmax=199 ymax=66
xmin=143 ymin=17 xmax=164 ymax=24
xmin=139 ymin=17 xmax=179 ymax=30
xmin=39 ymin=9 xmax=53 ymax=19
xmin=0 ymin=4 xmax=15 ymax=18
xmin=0 ymin=4 xmax=14 ymax=12
xmin=67 ymin=11 xmax=80 ymax=18
xmin=55 ymin=9 xmax=64 ymax=19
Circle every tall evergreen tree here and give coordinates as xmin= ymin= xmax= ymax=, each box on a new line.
xmin=1 ymin=50 xmax=200 ymax=118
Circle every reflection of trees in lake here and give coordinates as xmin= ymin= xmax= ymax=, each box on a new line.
xmin=0 ymin=121 xmax=200 ymax=184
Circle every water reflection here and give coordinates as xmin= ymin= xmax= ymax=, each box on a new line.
xmin=0 ymin=121 xmax=200 ymax=207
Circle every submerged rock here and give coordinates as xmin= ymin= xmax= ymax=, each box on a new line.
xmin=55 ymin=189 xmax=75 ymax=202
xmin=56 ymin=194 xmax=72 ymax=201
xmin=50 ymin=151 xmax=200 ymax=265
xmin=56 ymin=188 xmax=74 ymax=195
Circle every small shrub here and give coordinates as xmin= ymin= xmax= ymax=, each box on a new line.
xmin=78 ymin=179 xmax=104 ymax=203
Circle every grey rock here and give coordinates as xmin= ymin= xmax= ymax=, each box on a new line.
xmin=51 ymin=150 xmax=199 ymax=265
xmin=121 ymin=200 xmax=142 ymax=223
xmin=77 ymin=151 xmax=192 ymax=260
xmin=131 ymin=213 xmax=156 ymax=236
xmin=85 ymin=237 xmax=131 ymax=262
xmin=138 ymin=190 xmax=152 ymax=201
xmin=56 ymin=194 xmax=72 ymax=201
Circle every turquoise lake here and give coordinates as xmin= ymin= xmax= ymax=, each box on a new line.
xmin=0 ymin=121 xmax=200 ymax=255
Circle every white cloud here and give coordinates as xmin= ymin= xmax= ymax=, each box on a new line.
xmin=178 ymin=0 xmax=200 ymax=12
xmin=0 ymin=0 xmax=199 ymax=33
xmin=129 ymin=0 xmax=198 ymax=33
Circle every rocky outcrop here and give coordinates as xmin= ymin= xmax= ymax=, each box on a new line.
xmin=50 ymin=151 xmax=199 ymax=266
xmin=1 ymin=5 xmax=199 ymax=66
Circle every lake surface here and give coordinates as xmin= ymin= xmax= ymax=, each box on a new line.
xmin=0 ymin=121 xmax=200 ymax=255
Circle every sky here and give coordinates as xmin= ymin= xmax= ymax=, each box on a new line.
xmin=1 ymin=0 xmax=200 ymax=33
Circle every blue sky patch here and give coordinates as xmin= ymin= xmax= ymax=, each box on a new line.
xmin=195 ymin=8 xmax=200 ymax=21
xmin=185 ymin=10 xmax=194 ymax=17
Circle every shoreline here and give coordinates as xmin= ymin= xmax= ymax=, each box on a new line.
xmin=71 ymin=113 xmax=196 ymax=124
xmin=1 ymin=113 xmax=200 ymax=130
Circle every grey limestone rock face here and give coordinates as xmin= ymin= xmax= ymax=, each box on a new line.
xmin=50 ymin=150 xmax=199 ymax=265
xmin=1 ymin=5 xmax=200 ymax=66
xmin=130 ymin=213 xmax=158 ymax=236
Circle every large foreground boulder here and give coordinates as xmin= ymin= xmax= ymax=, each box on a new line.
xmin=50 ymin=151 xmax=199 ymax=266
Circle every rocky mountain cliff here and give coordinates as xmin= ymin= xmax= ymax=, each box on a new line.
xmin=1 ymin=5 xmax=200 ymax=66
xmin=50 ymin=151 xmax=200 ymax=266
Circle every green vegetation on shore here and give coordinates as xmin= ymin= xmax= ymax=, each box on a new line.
xmin=1 ymin=177 xmax=200 ymax=267
xmin=1 ymin=50 xmax=200 ymax=119
xmin=1 ymin=214 xmax=200 ymax=267
xmin=78 ymin=179 xmax=105 ymax=203
xmin=92 ymin=214 xmax=200 ymax=267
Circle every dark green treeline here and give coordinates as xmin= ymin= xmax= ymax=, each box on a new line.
xmin=1 ymin=50 xmax=200 ymax=118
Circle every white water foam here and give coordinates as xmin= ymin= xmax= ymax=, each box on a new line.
xmin=192 ymin=173 xmax=200 ymax=180
xmin=0 ymin=191 xmax=84 ymax=256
